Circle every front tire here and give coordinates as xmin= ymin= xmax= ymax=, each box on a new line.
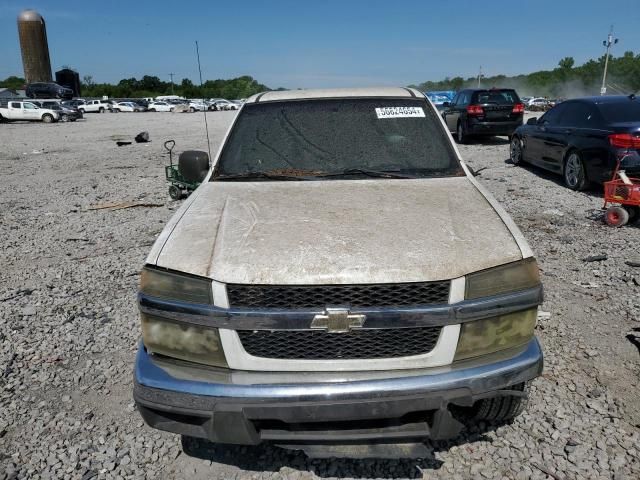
xmin=510 ymin=136 xmax=524 ymax=165
xmin=169 ymin=185 xmax=183 ymax=200
xmin=99 ymin=107 xmax=105 ymax=113
xmin=456 ymin=122 xmax=468 ymax=144
xmin=60 ymin=114 xmax=69 ymax=122
xmin=472 ymin=383 xmax=528 ymax=421
xmin=42 ymin=114 xmax=54 ymax=123
xmin=563 ymin=151 xmax=589 ymax=191
xmin=189 ymin=107 xmax=195 ymax=113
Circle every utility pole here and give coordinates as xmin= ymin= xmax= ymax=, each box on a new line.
xmin=168 ymin=73 xmax=175 ymax=95
xmin=600 ymin=26 xmax=618 ymax=95
xmin=477 ymin=66 xmax=483 ymax=88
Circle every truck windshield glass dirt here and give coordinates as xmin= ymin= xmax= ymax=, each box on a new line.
xmin=213 ymin=98 xmax=463 ymax=180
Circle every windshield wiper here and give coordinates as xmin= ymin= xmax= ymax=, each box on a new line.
xmin=214 ymin=171 xmax=312 ymax=181
xmin=316 ymin=168 xmax=418 ymax=179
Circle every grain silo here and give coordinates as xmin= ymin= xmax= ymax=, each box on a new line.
xmin=17 ymin=9 xmax=53 ymax=84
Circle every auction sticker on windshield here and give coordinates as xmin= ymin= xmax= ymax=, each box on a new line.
xmin=375 ymin=106 xmax=425 ymax=119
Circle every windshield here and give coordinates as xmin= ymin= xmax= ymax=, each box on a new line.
xmin=597 ymin=101 xmax=640 ymax=123
xmin=213 ymin=98 xmax=462 ymax=180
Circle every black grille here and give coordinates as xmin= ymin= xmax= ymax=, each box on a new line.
xmin=226 ymin=282 xmax=450 ymax=309
xmin=237 ymin=327 xmax=442 ymax=360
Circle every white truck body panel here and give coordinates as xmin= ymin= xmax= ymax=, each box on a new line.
xmin=152 ymin=178 xmax=524 ymax=285
xmin=0 ymin=101 xmax=59 ymax=122
xmin=79 ymin=100 xmax=109 ymax=112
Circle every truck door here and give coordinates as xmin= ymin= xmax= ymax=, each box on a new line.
xmin=444 ymin=92 xmax=467 ymax=133
xmin=22 ymin=102 xmax=42 ymax=120
xmin=525 ymin=103 xmax=567 ymax=170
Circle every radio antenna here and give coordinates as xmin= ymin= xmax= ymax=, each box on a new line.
xmin=195 ymin=40 xmax=212 ymax=160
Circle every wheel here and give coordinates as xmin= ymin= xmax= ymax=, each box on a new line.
xmin=60 ymin=114 xmax=69 ymax=122
xmin=42 ymin=114 xmax=54 ymax=123
xmin=471 ymin=383 xmax=528 ymax=421
xmin=605 ymin=206 xmax=629 ymax=227
xmin=563 ymin=151 xmax=589 ymax=190
xmin=624 ymin=206 xmax=640 ymax=223
xmin=113 ymin=109 xmax=120 ymax=113
xmin=169 ymin=108 xmax=174 ymax=112
xmin=79 ymin=108 xmax=85 ymax=114
xmin=99 ymin=107 xmax=105 ymax=113
xmin=510 ymin=136 xmax=524 ymax=165
xmin=149 ymin=108 xmax=156 ymax=112
xmin=189 ymin=107 xmax=195 ymax=113
xmin=169 ymin=185 xmax=183 ymax=200
xmin=456 ymin=122 xmax=467 ymax=144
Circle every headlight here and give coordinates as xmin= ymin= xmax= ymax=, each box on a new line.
xmin=141 ymin=313 xmax=228 ymax=367
xmin=140 ymin=266 xmax=212 ymax=304
xmin=454 ymin=308 xmax=537 ymax=361
xmin=465 ymin=258 xmax=540 ymax=300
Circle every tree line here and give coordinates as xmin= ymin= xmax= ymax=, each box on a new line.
xmin=3 ymin=51 xmax=640 ymax=99
xmin=0 ymin=74 xmax=271 ymax=99
xmin=410 ymin=51 xmax=640 ymax=98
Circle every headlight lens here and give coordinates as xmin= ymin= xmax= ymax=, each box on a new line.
xmin=140 ymin=266 xmax=212 ymax=304
xmin=141 ymin=313 xmax=228 ymax=367
xmin=465 ymin=258 xmax=540 ymax=299
xmin=454 ymin=308 xmax=537 ymax=361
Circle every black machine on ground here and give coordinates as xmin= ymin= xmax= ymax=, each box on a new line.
xmin=164 ymin=140 xmax=210 ymax=200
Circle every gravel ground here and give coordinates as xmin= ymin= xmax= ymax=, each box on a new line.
xmin=1 ymin=111 xmax=639 ymax=480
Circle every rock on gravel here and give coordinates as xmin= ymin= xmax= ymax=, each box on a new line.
xmin=1 ymin=113 xmax=639 ymax=479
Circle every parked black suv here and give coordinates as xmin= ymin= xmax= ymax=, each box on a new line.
xmin=26 ymin=82 xmax=74 ymax=100
xmin=442 ymin=89 xmax=524 ymax=143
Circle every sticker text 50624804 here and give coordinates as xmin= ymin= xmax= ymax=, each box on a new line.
xmin=375 ymin=106 xmax=425 ymax=119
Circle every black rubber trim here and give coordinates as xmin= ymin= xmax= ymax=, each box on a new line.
xmin=246 ymin=95 xmax=424 ymax=105
xmin=254 ymin=92 xmax=268 ymax=103
xmin=403 ymin=87 xmax=416 ymax=97
xmin=137 ymin=285 xmax=543 ymax=331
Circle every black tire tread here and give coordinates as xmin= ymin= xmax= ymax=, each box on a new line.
xmin=473 ymin=383 xmax=528 ymax=421
xmin=563 ymin=150 xmax=590 ymax=191
xmin=456 ymin=122 xmax=467 ymax=144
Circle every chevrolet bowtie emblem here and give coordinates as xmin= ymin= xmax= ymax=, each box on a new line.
xmin=310 ymin=308 xmax=366 ymax=333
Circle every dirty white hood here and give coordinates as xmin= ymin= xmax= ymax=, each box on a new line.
xmin=151 ymin=177 xmax=524 ymax=284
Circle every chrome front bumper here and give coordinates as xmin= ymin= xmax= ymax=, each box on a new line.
xmin=133 ymin=338 xmax=543 ymax=445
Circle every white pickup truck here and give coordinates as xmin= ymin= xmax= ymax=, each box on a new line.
xmin=78 ymin=99 xmax=111 ymax=113
xmin=0 ymin=100 xmax=60 ymax=123
xmin=134 ymin=87 xmax=544 ymax=457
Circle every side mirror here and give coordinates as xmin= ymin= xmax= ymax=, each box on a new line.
xmin=526 ymin=117 xmax=538 ymax=125
xmin=178 ymin=150 xmax=210 ymax=183
xmin=442 ymin=102 xmax=450 ymax=108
